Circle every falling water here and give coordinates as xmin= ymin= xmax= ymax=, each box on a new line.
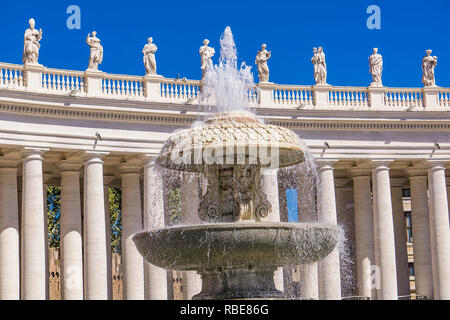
xmin=143 ymin=26 xmax=354 ymax=300
xmin=200 ymin=26 xmax=255 ymax=114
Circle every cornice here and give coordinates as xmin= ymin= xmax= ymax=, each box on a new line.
xmin=2 ymin=96 xmax=450 ymax=132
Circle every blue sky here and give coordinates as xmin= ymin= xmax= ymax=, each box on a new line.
xmin=1 ymin=0 xmax=449 ymax=87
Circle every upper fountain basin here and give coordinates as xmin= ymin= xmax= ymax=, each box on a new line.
xmin=157 ymin=111 xmax=305 ymax=172
xmin=133 ymin=222 xmax=338 ymax=271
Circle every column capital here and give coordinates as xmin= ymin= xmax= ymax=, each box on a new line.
xmin=140 ymin=154 xmax=157 ymax=166
xmin=118 ymin=162 xmax=142 ymax=174
xmin=334 ymin=178 xmax=351 ymax=188
xmin=83 ymin=151 xmax=109 ymax=163
xmin=390 ymin=177 xmax=407 ymax=188
xmin=315 ymin=159 xmax=339 ymax=171
xmin=103 ymin=175 xmax=115 ymax=186
xmin=427 ymin=160 xmax=448 ymax=170
xmin=349 ymin=166 xmax=372 ymax=178
xmin=58 ymin=160 xmax=82 ymax=172
xmin=0 ymin=158 xmax=20 ymax=169
xmin=371 ymin=159 xmax=394 ymax=170
xmin=405 ymin=166 xmax=428 ymax=178
xmin=21 ymin=147 xmax=49 ymax=159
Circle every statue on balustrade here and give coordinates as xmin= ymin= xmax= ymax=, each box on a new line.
xmin=422 ymin=49 xmax=438 ymax=87
xmin=23 ymin=18 xmax=43 ymax=65
xmin=199 ymin=39 xmax=215 ymax=80
xmin=255 ymin=44 xmax=271 ymax=83
xmin=311 ymin=46 xmax=327 ymax=85
xmin=143 ymin=37 xmax=158 ymax=75
xmin=369 ymin=48 xmax=383 ymax=87
xmin=86 ymin=31 xmax=103 ymax=71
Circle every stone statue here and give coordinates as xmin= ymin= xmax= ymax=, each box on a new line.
xmin=86 ymin=31 xmax=103 ymax=71
xmin=23 ymin=18 xmax=43 ymax=65
xmin=311 ymin=46 xmax=327 ymax=85
xmin=199 ymin=39 xmax=215 ymax=80
xmin=143 ymin=37 xmax=158 ymax=75
xmin=255 ymin=44 xmax=271 ymax=83
xmin=421 ymin=49 xmax=438 ymax=87
xmin=369 ymin=48 xmax=383 ymax=86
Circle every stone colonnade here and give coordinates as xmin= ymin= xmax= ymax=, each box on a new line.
xmin=1 ymin=152 xmax=450 ymax=300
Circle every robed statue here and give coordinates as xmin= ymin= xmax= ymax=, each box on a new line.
xmin=86 ymin=31 xmax=103 ymax=71
xmin=255 ymin=44 xmax=271 ymax=83
xmin=143 ymin=37 xmax=158 ymax=75
xmin=311 ymin=46 xmax=327 ymax=85
xmin=369 ymin=48 xmax=383 ymax=87
xmin=199 ymin=39 xmax=215 ymax=80
xmin=421 ymin=49 xmax=438 ymax=87
xmin=23 ymin=18 xmax=43 ymax=65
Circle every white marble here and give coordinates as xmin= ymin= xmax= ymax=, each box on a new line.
xmin=83 ymin=152 xmax=108 ymax=299
xmin=59 ymin=161 xmax=84 ymax=300
xmin=199 ymin=39 xmax=215 ymax=80
xmin=120 ymin=165 xmax=145 ymax=300
xmin=86 ymin=31 xmax=103 ymax=71
xmin=350 ymin=168 xmax=376 ymax=299
xmin=255 ymin=44 xmax=271 ymax=83
xmin=422 ymin=49 xmax=438 ymax=87
xmin=369 ymin=48 xmax=383 ymax=87
xmin=406 ymin=168 xmax=434 ymax=299
xmin=143 ymin=37 xmax=157 ymax=76
xmin=390 ymin=180 xmax=410 ymax=298
xmin=23 ymin=18 xmax=42 ymax=65
xmin=21 ymin=149 xmax=47 ymax=299
xmin=427 ymin=162 xmax=450 ymax=299
xmin=316 ymin=161 xmax=341 ymax=300
xmin=312 ymin=47 xmax=327 ymax=85
xmin=0 ymin=164 xmax=20 ymax=299
xmin=142 ymin=159 xmax=168 ymax=300
xmin=372 ymin=161 xmax=398 ymax=300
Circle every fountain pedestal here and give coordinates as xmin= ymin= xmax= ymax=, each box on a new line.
xmin=132 ymin=106 xmax=339 ymax=300
xmin=195 ymin=267 xmax=282 ymax=300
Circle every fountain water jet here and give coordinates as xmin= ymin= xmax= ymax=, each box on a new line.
xmin=133 ymin=26 xmax=338 ymax=300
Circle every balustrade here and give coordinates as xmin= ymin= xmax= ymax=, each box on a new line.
xmin=0 ymin=62 xmax=449 ymax=110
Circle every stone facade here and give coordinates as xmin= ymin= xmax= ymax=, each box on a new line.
xmin=0 ymin=60 xmax=450 ymax=300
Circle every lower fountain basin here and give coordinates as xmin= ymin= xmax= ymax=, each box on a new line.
xmin=133 ymin=222 xmax=338 ymax=299
xmin=133 ymin=222 xmax=338 ymax=271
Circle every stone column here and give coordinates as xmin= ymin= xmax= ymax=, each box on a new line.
xmin=103 ymin=177 xmax=114 ymax=300
xmin=0 ymin=160 xmax=20 ymax=299
xmin=261 ymin=168 xmax=284 ymax=292
xmin=316 ymin=160 xmax=341 ymax=300
xmin=59 ymin=160 xmax=84 ymax=300
xmin=120 ymin=163 xmax=145 ymax=300
xmin=447 ymin=177 xmax=450 ymax=221
xmin=181 ymin=172 xmax=202 ymax=300
xmin=406 ymin=168 xmax=433 ymax=299
xmin=350 ymin=168 xmax=376 ymax=299
xmin=83 ymin=151 xmax=109 ymax=300
xmin=390 ymin=178 xmax=410 ymax=298
xmin=371 ymin=161 xmax=398 ymax=300
xmin=427 ymin=162 xmax=450 ymax=299
xmin=142 ymin=158 xmax=168 ymax=300
xmin=297 ymin=165 xmax=318 ymax=299
xmin=21 ymin=148 xmax=48 ymax=299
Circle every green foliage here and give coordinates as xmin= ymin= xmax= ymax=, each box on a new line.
xmin=168 ymin=188 xmax=182 ymax=226
xmin=45 ymin=185 xmax=123 ymax=254
xmin=109 ymin=187 xmax=122 ymax=254
xmin=47 ymin=186 xmax=61 ymax=249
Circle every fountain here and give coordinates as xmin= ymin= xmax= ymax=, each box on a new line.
xmin=133 ymin=27 xmax=338 ymax=300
